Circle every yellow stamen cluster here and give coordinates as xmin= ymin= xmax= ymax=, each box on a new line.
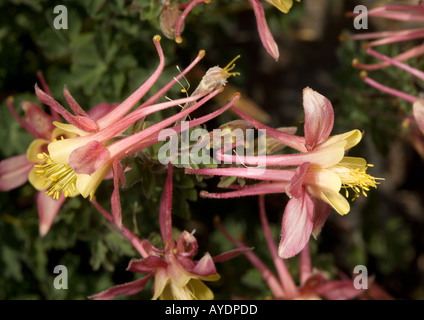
xmin=333 ymin=163 xmax=383 ymax=201
xmin=34 ymin=152 xmax=77 ymax=200
xmin=222 ymin=55 xmax=241 ymax=78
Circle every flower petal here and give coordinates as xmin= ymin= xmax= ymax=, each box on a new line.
xmin=26 ymin=139 xmax=49 ymax=163
xmin=53 ymin=122 xmax=91 ymax=137
xmin=166 ymin=254 xmax=192 ymax=288
xmin=76 ymin=162 xmax=112 ymax=199
xmin=28 ymin=167 xmax=50 ymax=191
xmin=152 ymin=268 xmax=170 ymax=300
xmin=311 ymin=198 xmax=331 ymax=239
xmin=192 ymin=253 xmax=219 ymax=278
xmin=0 ymin=154 xmax=33 ymax=191
xmin=187 ymin=278 xmax=215 ymax=300
xmin=127 ymin=256 xmax=168 ymax=273
xmin=68 ymin=140 xmax=109 ymax=175
xmin=286 ymin=162 xmax=309 ymax=198
xmin=303 ymin=87 xmax=334 ymax=151
xmin=305 ymin=168 xmax=342 ymax=194
xmin=320 ymin=190 xmax=350 ymax=215
xmin=89 ymin=274 xmax=153 ymax=300
xmin=48 ymin=137 xmax=89 ymax=165
xmin=278 ymin=191 xmax=314 ymax=258
xmin=248 ymin=0 xmax=279 ymax=61
xmin=21 ymin=101 xmax=55 ymax=140
xmin=177 ymin=230 xmax=198 ymax=257
xmin=37 ymin=191 xmax=66 ymax=237
xmin=319 ymin=129 xmax=362 ymax=151
xmin=265 ymin=0 xmax=296 ymax=13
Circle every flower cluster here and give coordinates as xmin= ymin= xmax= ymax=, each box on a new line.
xmin=1 ymin=1 xmax=402 ymax=301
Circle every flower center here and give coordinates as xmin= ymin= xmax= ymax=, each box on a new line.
xmin=331 ymin=162 xmax=383 ymax=200
xmin=34 ymin=152 xmax=77 ymax=200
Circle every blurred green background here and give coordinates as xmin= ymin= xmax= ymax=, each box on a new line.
xmin=1 ymin=0 xmax=423 ymax=299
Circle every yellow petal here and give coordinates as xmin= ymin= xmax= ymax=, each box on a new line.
xmin=48 ymin=137 xmax=88 ymax=164
xmin=265 ymin=0 xmax=293 ymax=13
xmin=320 ymin=191 xmax=351 ymax=215
xmin=305 ymin=168 xmax=342 ymax=194
xmin=303 ymin=140 xmax=347 ymax=168
xmin=337 ymin=156 xmax=367 ymax=170
xmin=50 ymin=127 xmax=78 ymax=140
xmin=152 ymin=268 xmax=170 ymax=300
xmin=75 ymin=162 xmax=111 ymax=199
xmin=28 ymin=167 xmax=50 ymax=191
xmin=197 ymin=273 xmax=221 ymax=282
xmin=53 ymin=121 xmax=90 ymax=137
xmin=319 ymin=129 xmax=362 ymax=151
xmin=26 ymin=139 xmax=49 ymax=163
xmin=188 ymin=278 xmax=215 ymax=300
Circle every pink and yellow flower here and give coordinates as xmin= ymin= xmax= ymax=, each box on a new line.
xmin=186 ymin=87 xmax=382 ymax=258
xmin=89 ymin=165 xmax=247 ymax=300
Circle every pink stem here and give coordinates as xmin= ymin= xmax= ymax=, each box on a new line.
xmin=215 ymin=216 xmax=286 ymax=298
xmin=231 ymin=106 xmax=306 ymax=152
xmin=186 ymin=167 xmax=295 ymax=182
xmin=96 ymin=36 xmax=165 ymax=129
xmin=365 ymin=29 xmax=424 ymax=48
xmin=366 ymin=47 xmax=424 ymax=82
xmin=360 ymin=71 xmax=417 ymax=103
xmin=107 ymin=88 xmax=227 ymax=158
xmin=63 ymin=85 xmax=89 ymax=117
xmin=175 ymin=0 xmax=208 ymax=43
xmin=198 ymin=182 xmax=288 ymax=199
xmin=132 ymin=94 xmax=242 ymax=155
xmin=343 ymin=28 xmax=424 ymax=41
xmin=159 ymin=164 xmax=174 ymax=247
xmin=139 ymin=50 xmax=206 ymax=109
xmin=79 ymin=91 xmax=211 ymax=147
xmin=6 ymin=97 xmax=40 ymax=139
xmin=36 ymin=70 xmax=60 ymax=122
xmin=352 ymin=43 xmax=424 ymax=70
xmin=258 ymin=195 xmax=298 ymax=298
xmin=299 ymin=243 xmax=311 ymax=286
xmin=91 ymin=199 xmax=148 ymax=258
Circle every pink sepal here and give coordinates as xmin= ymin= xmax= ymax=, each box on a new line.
xmin=0 ymin=154 xmax=33 ymax=191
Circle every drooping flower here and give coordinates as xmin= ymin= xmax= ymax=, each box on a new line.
xmin=89 ymin=164 xmax=248 ymax=300
xmin=186 ymin=87 xmax=382 ymax=258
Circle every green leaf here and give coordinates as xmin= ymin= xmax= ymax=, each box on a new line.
xmin=1 ymin=245 xmax=23 ymax=282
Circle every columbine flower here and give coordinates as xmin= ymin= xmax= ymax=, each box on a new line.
xmin=31 ymin=36 xmax=239 ymax=205
xmin=89 ymin=165 xmax=247 ymax=300
xmin=0 ymin=76 xmax=117 ymax=236
xmin=171 ymin=0 xmax=300 ymax=61
xmin=186 ymin=87 xmax=382 ymax=258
